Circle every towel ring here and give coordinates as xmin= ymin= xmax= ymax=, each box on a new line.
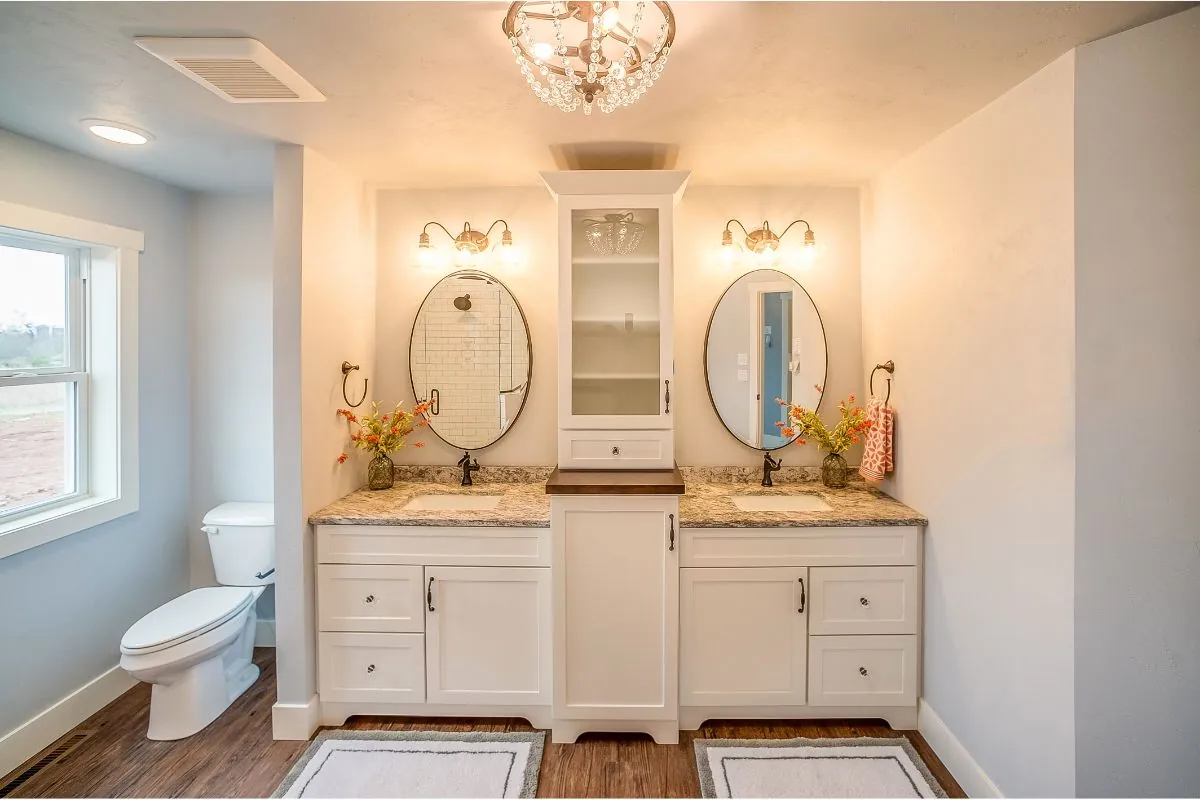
xmin=341 ymin=361 xmax=368 ymax=408
xmin=870 ymin=360 xmax=895 ymax=405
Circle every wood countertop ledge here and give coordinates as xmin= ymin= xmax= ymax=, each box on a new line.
xmin=545 ymin=467 xmax=686 ymax=495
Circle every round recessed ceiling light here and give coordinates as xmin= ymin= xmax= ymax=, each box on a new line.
xmin=82 ymin=119 xmax=153 ymax=145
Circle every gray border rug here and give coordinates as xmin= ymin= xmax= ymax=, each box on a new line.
xmin=272 ymin=730 xmax=545 ymax=798
xmin=695 ymin=737 xmax=948 ymax=798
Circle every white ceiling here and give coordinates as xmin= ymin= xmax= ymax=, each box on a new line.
xmin=0 ymin=1 xmax=1186 ymax=192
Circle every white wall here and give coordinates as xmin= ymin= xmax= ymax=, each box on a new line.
xmin=860 ymin=54 xmax=1077 ymax=797
xmin=189 ymin=193 xmax=274 ymax=622
xmin=0 ymin=129 xmax=191 ymax=740
xmin=1073 ymin=8 xmax=1200 ymax=795
xmin=374 ymin=185 xmax=863 ymax=468
xmin=272 ymin=146 xmax=376 ymax=733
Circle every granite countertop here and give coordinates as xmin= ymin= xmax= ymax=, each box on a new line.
xmin=309 ymin=467 xmax=552 ymax=527
xmin=678 ymin=476 xmax=927 ymax=528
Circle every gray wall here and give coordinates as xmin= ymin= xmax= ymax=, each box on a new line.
xmin=0 ymin=129 xmax=192 ymax=735
xmin=1074 ymin=7 xmax=1200 ymax=796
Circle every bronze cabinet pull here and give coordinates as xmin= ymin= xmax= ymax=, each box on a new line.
xmin=668 ymin=513 xmax=675 ymax=552
xmin=427 ymin=577 xmax=435 ymax=612
xmin=798 ymin=577 xmax=806 ymax=614
xmin=664 ymin=380 xmax=671 ymax=413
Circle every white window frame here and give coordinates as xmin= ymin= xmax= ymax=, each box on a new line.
xmin=0 ymin=200 xmax=141 ymax=559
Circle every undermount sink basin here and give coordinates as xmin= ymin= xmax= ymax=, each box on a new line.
xmin=730 ymin=494 xmax=832 ymax=513
xmin=402 ymin=495 xmax=502 ymax=512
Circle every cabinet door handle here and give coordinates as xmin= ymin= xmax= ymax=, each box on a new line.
xmin=668 ymin=513 xmax=675 ymax=552
xmin=365 ymin=594 xmax=376 ymax=605
xmin=366 ymin=664 xmax=376 ymax=674
xmin=427 ymin=577 xmax=435 ymax=612
xmin=860 ymin=596 xmax=870 ymax=606
xmin=798 ymin=577 xmax=806 ymax=614
xmin=859 ymin=666 xmax=869 ymax=677
xmin=664 ymin=380 xmax=671 ymax=414
xmin=612 ymin=446 xmax=621 ymax=456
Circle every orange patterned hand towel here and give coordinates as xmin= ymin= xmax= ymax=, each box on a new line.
xmin=858 ymin=397 xmax=894 ymax=482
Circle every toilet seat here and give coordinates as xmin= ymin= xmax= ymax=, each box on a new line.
xmin=121 ymin=587 xmax=255 ymax=655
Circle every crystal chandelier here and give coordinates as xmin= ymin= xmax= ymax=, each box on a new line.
xmin=502 ymin=1 xmax=676 ymax=115
xmin=581 ymin=212 xmax=645 ymax=255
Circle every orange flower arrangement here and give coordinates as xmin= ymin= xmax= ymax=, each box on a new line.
xmin=775 ymin=386 xmax=872 ymax=455
xmin=336 ymin=400 xmax=431 ymax=464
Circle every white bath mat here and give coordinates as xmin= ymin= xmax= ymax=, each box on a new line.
xmin=272 ymin=730 xmax=544 ymax=798
xmin=695 ymin=737 xmax=947 ymax=798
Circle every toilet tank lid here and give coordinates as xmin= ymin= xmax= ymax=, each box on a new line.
xmin=203 ymin=502 xmax=274 ymax=527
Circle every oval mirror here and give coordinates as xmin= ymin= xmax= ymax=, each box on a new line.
xmin=409 ymin=270 xmax=532 ymax=450
xmin=704 ymin=269 xmax=827 ymax=450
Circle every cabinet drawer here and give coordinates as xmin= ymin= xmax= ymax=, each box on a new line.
xmin=808 ymin=635 xmax=917 ymax=707
xmin=809 ymin=567 xmax=918 ymax=635
xmin=681 ymin=527 xmax=921 ymax=567
xmin=316 ymin=525 xmax=550 ymax=567
xmin=318 ymin=564 xmax=424 ymax=633
xmin=318 ymin=632 xmax=425 ymax=704
xmin=558 ymin=430 xmax=673 ymax=469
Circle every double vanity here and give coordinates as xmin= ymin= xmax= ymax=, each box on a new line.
xmin=309 ymin=168 xmax=925 ymax=744
xmin=310 ymin=467 xmax=926 ymax=744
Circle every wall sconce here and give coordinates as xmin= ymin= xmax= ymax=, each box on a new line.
xmin=417 ymin=220 xmax=517 ymax=268
xmin=721 ymin=218 xmax=817 ymax=268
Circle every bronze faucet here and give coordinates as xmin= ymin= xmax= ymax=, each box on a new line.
xmin=457 ymin=451 xmax=480 ymax=486
xmin=761 ymin=452 xmax=782 ymax=487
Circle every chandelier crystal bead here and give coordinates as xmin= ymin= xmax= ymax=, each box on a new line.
xmin=502 ymin=1 xmax=675 ymax=114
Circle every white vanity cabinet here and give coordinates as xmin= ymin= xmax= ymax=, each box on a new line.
xmin=314 ymin=525 xmax=553 ymax=728
xmin=541 ymin=170 xmax=690 ymax=469
xmin=678 ymin=525 xmax=924 ymax=731
xmin=550 ymin=494 xmax=680 ymax=744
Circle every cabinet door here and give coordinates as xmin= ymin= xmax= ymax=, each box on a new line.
xmin=680 ymin=568 xmax=808 ymax=706
xmin=553 ymin=497 xmax=679 ymax=720
xmin=559 ymin=195 xmax=674 ymax=430
xmin=424 ymin=566 xmax=551 ymax=706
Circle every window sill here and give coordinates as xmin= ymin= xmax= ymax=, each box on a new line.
xmin=0 ymin=493 xmax=137 ymax=560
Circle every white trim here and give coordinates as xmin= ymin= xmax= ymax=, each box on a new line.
xmin=918 ymin=699 xmax=1004 ymax=798
xmin=0 ymin=665 xmax=136 ymax=778
xmin=0 ymin=201 xmax=144 ymax=251
xmin=255 ymin=618 xmax=277 ymax=648
xmin=272 ymin=696 xmax=320 ymax=741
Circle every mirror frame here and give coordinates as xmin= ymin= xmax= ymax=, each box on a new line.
xmin=408 ymin=269 xmax=534 ymax=452
xmin=702 ymin=268 xmax=828 ymax=452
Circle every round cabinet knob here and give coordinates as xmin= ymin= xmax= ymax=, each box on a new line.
xmin=366 ymin=664 xmax=376 ymax=674
xmin=858 ymin=666 xmax=869 ymax=677
xmin=612 ymin=446 xmax=621 ymax=456
xmin=860 ymin=597 xmax=870 ymax=606
xmin=365 ymin=594 xmax=376 ymax=604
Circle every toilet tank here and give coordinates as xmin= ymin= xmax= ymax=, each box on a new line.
xmin=203 ymin=502 xmax=275 ymax=587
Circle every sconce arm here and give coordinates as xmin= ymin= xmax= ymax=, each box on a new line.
xmin=483 ymin=219 xmax=511 ymax=239
xmin=777 ymin=219 xmax=813 ymax=241
xmin=724 ymin=219 xmax=750 ymax=238
xmin=421 ymin=221 xmax=458 ymax=243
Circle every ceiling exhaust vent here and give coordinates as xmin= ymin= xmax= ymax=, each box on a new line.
xmin=134 ymin=37 xmax=325 ymax=103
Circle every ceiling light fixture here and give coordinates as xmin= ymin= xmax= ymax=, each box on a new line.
xmin=418 ymin=220 xmax=517 ymax=268
xmin=83 ymin=120 xmax=153 ymax=145
xmin=502 ymin=1 xmax=676 ymax=115
xmin=581 ymin=212 xmax=645 ymax=256
xmin=721 ymin=219 xmax=817 ymax=267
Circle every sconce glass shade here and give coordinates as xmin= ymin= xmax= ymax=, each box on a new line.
xmin=582 ymin=213 xmax=645 ymax=256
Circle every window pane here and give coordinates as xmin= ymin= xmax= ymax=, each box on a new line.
xmin=0 ymin=243 xmax=68 ymax=370
xmin=0 ymin=383 xmax=75 ymax=514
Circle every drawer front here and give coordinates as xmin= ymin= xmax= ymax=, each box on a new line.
xmin=558 ymin=430 xmax=673 ymax=469
xmin=318 ymin=564 xmax=425 ymax=633
xmin=318 ymin=632 xmax=425 ymax=704
xmin=681 ymin=527 xmax=921 ymax=568
xmin=316 ymin=525 xmax=550 ymax=567
xmin=809 ymin=567 xmax=919 ymax=635
xmin=808 ymin=635 xmax=917 ymax=707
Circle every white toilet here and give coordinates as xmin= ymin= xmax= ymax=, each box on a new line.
xmin=121 ymin=502 xmax=275 ymax=740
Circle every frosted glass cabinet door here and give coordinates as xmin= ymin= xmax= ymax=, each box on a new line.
xmin=566 ymin=205 xmax=672 ymax=425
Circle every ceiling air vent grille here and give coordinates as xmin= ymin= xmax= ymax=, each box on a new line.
xmin=134 ymin=38 xmax=325 ymax=103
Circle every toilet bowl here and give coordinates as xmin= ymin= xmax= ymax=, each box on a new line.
xmin=121 ymin=502 xmax=275 ymax=740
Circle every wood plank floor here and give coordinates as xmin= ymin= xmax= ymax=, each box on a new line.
xmin=4 ymin=649 xmax=964 ymax=797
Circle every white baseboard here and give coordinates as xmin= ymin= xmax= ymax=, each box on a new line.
xmin=0 ymin=665 xmax=137 ymax=778
xmin=918 ymin=699 xmax=1003 ymax=798
xmin=272 ymin=695 xmax=319 ymax=740
xmin=255 ymin=618 xmax=276 ymax=647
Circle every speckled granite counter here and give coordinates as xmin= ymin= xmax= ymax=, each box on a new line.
xmin=309 ymin=467 xmax=552 ymax=527
xmin=678 ymin=475 xmax=926 ymax=528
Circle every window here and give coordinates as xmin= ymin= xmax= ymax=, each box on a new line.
xmin=0 ymin=200 xmax=141 ymax=559
xmin=0 ymin=234 xmax=87 ymax=519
